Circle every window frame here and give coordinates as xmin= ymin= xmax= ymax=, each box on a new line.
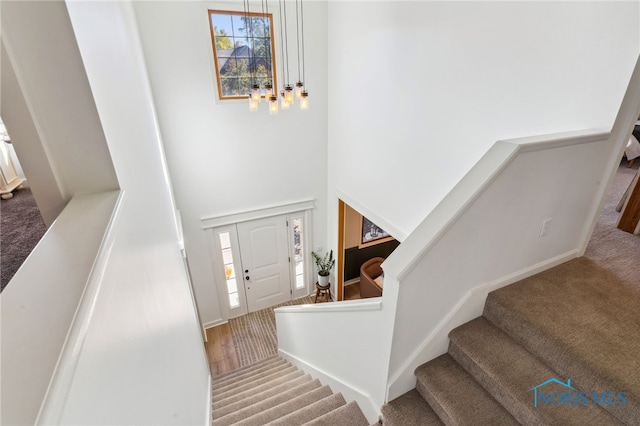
xmin=208 ymin=9 xmax=278 ymax=101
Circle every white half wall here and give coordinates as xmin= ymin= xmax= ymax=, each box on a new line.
xmin=383 ymin=130 xmax=616 ymax=400
xmin=328 ymin=1 xmax=639 ymax=240
xmin=275 ymin=295 xmax=399 ymax=424
xmin=132 ymin=0 xmax=329 ymax=326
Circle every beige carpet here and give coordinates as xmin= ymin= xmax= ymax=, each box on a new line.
xmin=584 ymin=160 xmax=640 ymax=289
xmin=229 ymin=296 xmax=314 ymax=367
xmin=211 ymin=356 xmax=369 ymax=425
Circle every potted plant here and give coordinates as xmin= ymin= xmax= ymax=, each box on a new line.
xmin=312 ymin=249 xmax=334 ymax=287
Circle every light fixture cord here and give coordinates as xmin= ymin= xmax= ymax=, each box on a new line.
xmin=264 ymin=0 xmax=273 ymax=88
xmin=300 ymin=0 xmax=306 ymax=89
xmin=295 ymin=0 xmax=301 ymax=81
xmin=248 ymin=1 xmax=257 ymax=87
xmin=243 ymin=0 xmax=254 ymax=88
xmin=278 ymin=0 xmax=288 ymax=86
xmin=282 ymin=0 xmax=290 ymax=84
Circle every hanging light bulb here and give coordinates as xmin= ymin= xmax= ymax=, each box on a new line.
xmin=251 ymin=84 xmax=261 ymax=103
xmin=295 ymin=81 xmax=303 ymax=99
xmin=249 ymin=95 xmax=259 ymax=111
xmin=281 ymin=90 xmax=290 ymax=110
xmin=284 ymin=84 xmax=294 ymax=105
xmin=269 ymin=94 xmax=279 ymax=114
xmin=300 ymin=90 xmax=309 ymax=110
xmin=265 ymin=82 xmax=273 ymax=99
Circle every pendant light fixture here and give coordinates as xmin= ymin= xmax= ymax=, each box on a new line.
xmin=279 ymin=0 xmax=294 ymax=109
xmin=295 ymin=0 xmax=308 ymax=109
xmin=246 ymin=0 xmax=308 ymax=114
xmin=244 ymin=0 xmax=259 ymax=111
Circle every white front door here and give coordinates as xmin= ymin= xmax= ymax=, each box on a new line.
xmin=237 ymin=215 xmax=292 ymax=312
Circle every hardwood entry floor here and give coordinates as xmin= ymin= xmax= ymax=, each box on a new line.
xmin=205 ymin=323 xmax=240 ymax=377
xmin=205 ymin=293 xmax=356 ymax=377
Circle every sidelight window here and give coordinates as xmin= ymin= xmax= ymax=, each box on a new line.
xmin=219 ymin=231 xmax=240 ymax=307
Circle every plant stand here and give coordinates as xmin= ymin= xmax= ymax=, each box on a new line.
xmin=314 ymin=282 xmax=332 ymax=303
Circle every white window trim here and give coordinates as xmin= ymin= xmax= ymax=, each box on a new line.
xmin=201 ymin=199 xmax=314 ymax=229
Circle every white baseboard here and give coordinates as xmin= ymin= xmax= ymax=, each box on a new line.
xmin=386 ymin=249 xmax=579 ymax=402
xmin=344 ymin=278 xmax=359 ymax=286
xmin=203 ymin=319 xmax=227 ymax=330
xmin=279 ymin=348 xmax=380 ymax=424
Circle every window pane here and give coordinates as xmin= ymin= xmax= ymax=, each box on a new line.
xmin=219 ymin=232 xmax=231 ymax=249
xmin=229 ymin=292 xmax=239 ymax=307
xmin=296 ymin=274 xmax=304 ymax=289
xmin=226 ymin=278 xmax=237 ymax=293
xmin=220 ymin=77 xmax=239 ymax=97
xmin=224 ymin=264 xmax=235 ymax=280
xmin=222 ymin=248 xmax=233 ymax=265
xmin=293 ymin=217 xmax=304 ymax=260
xmin=295 ymin=261 xmax=303 ymax=275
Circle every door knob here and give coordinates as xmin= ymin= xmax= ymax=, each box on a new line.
xmin=245 ymin=276 xmax=250 ymax=280
xmin=245 ymin=269 xmax=249 ymax=273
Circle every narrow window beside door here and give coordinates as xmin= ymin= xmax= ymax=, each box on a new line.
xmin=219 ymin=232 xmax=240 ymax=308
xmin=292 ymin=216 xmax=305 ymax=290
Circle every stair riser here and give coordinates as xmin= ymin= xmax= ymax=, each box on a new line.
xmin=415 ymin=379 xmax=455 ymax=425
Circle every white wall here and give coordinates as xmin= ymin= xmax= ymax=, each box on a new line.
xmin=1 ymin=1 xmax=118 ymax=224
xmin=328 ymin=1 xmax=639 ymax=240
xmin=132 ymin=0 xmax=329 ymax=326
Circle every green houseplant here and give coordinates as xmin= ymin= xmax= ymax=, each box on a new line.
xmin=312 ymin=249 xmax=335 ymax=287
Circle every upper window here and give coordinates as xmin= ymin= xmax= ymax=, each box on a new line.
xmin=208 ymin=10 xmax=277 ymax=100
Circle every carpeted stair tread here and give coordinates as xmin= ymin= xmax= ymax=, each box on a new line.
xmin=213 ymin=360 xmax=293 ymax=394
xmin=266 ymin=393 xmax=347 ymax=426
xmin=213 ymin=378 xmax=322 ymax=426
xmin=381 ymin=389 xmax=443 ymax=426
xmin=301 ymin=400 xmax=369 ymax=426
xmin=214 ymin=373 xmax=311 ymax=416
xmin=483 ymin=257 xmax=640 ymax=424
xmin=448 ymin=317 xmax=621 ymax=425
xmin=416 ymin=354 xmax=518 ymax=425
xmin=212 ymin=356 xmax=285 ymax=389
xmin=213 ymin=366 xmax=301 ymax=406
xmin=234 ymin=385 xmax=334 ymax=425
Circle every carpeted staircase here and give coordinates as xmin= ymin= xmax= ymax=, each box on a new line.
xmin=211 ymin=355 xmax=370 ymax=425
xmin=382 ymin=257 xmax=640 ymax=425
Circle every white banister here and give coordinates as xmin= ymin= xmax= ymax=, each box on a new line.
xmin=1 ymin=191 xmax=120 ymax=425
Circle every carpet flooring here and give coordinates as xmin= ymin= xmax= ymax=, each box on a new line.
xmin=211 ymin=356 xmax=369 ymax=425
xmin=0 ymin=187 xmax=47 ymax=292
xmin=584 ymin=160 xmax=640 ymax=288
xmin=229 ymin=296 xmax=314 ymax=367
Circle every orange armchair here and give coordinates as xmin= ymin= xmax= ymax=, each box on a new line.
xmin=359 ymin=257 xmax=384 ymax=298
